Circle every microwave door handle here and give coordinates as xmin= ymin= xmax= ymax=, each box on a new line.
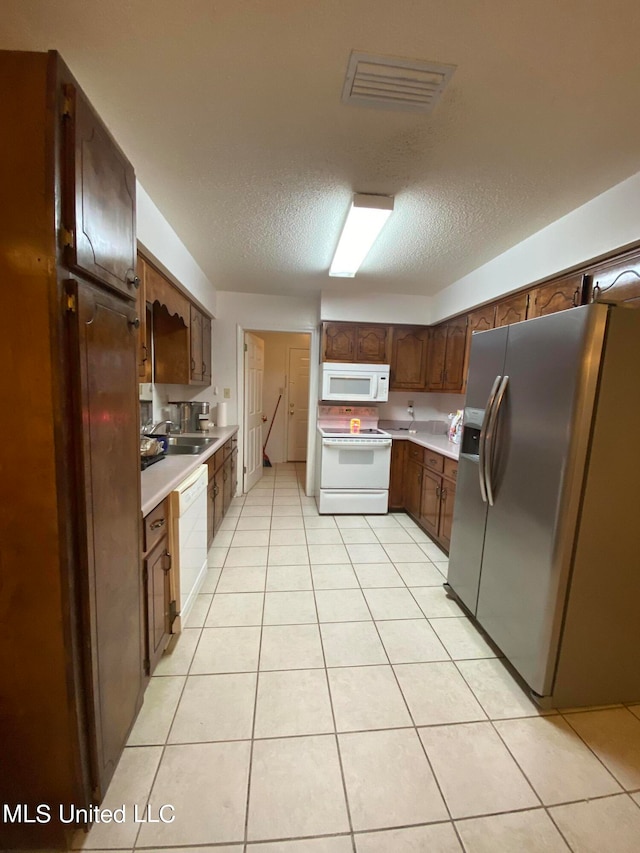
xmin=484 ymin=375 xmax=509 ymax=507
xmin=372 ymin=375 xmax=378 ymax=398
xmin=478 ymin=375 xmax=501 ymax=504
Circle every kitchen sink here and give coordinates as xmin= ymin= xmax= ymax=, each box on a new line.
xmin=165 ymin=435 xmax=217 ymax=455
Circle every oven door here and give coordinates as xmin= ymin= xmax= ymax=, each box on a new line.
xmin=320 ymin=438 xmax=392 ymax=489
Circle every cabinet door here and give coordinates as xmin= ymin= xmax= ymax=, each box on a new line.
xmin=230 ymin=445 xmax=238 ymax=498
xmin=202 ymin=316 xmax=212 ymax=385
xmin=144 ymin=536 xmax=171 ymax=675
xmin=438 ymin=479 xmax=456 ymax=552
xmin=419 ymin=469 xmax=441 ymax=538
xmin=389 ymin=440 xmax=406 ymax=510
xmin=587 ymin=250 xmax=640 ymax=307
xmin=223 ymin=456 xmax=233 ymax=515
xmin=62 ymin=84 xmax=137 ymax=300
xmin=404 ymin=459 xmax=423 ymax=519
xmin=462 ymin=305 xmax=496 ymax=393
xmin=494 ymin=292 xmax=529 ymax=327
xmin=356 ymin=325 xmax=390 ymax=364
xmin=322 ymin=323 xmax=356 ymax=361
xmin=528 ymin=274 xmax=583 ymax=318
xmin=390 ymin=326 xmax=429 ymax=390
xmin=426 ymin=325 xmax=447 ymax=390
xmin=213 ymin=473 xmax=224 ymax=535
xmin=190 ymin=305 xmax=203 ymax=383
xmin=69 ymin=279 xmax=143 ymax=797
xmin=207 ymin=478 xmax=215 ymax=550
xmin=136 ymin=256 xmax=151 ymax=381
xmin=443 ymin=317 xmax=468 ymax=392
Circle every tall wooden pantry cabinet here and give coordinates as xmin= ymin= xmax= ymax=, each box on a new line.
xmin=0 ymin=50 xmax=143 ymax=849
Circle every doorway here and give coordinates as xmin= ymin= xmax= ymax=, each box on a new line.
xmin=242 ymin=331 xmax=311 ymax=493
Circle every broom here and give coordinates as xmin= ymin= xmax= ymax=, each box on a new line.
xmin=262 ymin=393 xmax=282 ymax=467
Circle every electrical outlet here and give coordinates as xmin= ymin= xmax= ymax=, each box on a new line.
xmin=408 ymin=400 xmax=414 ymax=407
xmin=223 ymin=387 xmax=231 ymax=399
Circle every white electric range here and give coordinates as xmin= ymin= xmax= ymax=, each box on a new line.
xmin=316 ymin=406 xmax=392 ymax=514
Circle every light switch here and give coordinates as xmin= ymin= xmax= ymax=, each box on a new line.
xmin=223 ymin=387 xmax=231 ymax=399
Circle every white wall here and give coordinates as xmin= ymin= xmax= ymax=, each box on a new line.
xmin=254 ymin=332 xmax=311 ymax=465
xmin=136 ymin=181 xmax=218 ymax=317
xmin=432 ymin=170 xmax=640 ymax=322
xmin=321 ymin=291 xmax=432 ymax=324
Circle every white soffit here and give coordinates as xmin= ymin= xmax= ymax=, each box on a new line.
xmin=342 ymin=51 xmax=456 ymax=113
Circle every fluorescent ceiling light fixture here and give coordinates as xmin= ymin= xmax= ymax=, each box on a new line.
xmin=329 ymin=193 xmax=394 ymax=277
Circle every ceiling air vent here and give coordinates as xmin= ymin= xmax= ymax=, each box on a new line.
xmin=342 ymin=51 xmax=456 ymax=114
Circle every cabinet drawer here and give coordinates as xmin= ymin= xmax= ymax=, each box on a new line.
xmin=424 ymin=450 xmax=444 ymax=473
xmin=206 ymin=455 xmax=217 ymax=479
xmin=407 ymin=443 xmax=425 ymax=465
xmin=444 ymin=457 xmax=458 ymax=481
xmin=144 ymin=498 xmax=169 ymax=553
xmin=224 ymin=438 xmax=233 ymax=456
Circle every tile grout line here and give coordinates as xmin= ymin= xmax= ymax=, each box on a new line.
xmin=308 ymin=526 xmax=358 ymax=853
xmin=241 ymin=534 xmax=269 ymax=852
xmin=348 ymin=540 xmax=462 ymax=846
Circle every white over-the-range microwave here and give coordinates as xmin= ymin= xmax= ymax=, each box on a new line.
xmin=321 ymin=362 xmax=390 ymax=402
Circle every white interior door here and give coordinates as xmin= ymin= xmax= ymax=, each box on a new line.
xmin=287 ymin=347 xmax=310 ymax=462
xmin=244 ymin=332 xmax=265 ymax=492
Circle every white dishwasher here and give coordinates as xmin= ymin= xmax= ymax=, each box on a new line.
xmin=169 ymin=465 xmax=208 ymax=629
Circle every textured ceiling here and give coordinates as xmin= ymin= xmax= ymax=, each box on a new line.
xmin=3 ymin=0 xmax=640 ymax=296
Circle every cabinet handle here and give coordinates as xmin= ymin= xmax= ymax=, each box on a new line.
xmin=572 ymin=286 xmax=581 ymax=307
xmin=435 ymin=485 xmax=441 ymax=498
xmin=441 ymin=488 xmax=448 ymax=501
xmin=191 ymin=358 xmax=196 ymax=371
xmin=150 ymin=518 xmax=165 ymax=530
xmin=202 ymin=361 xmax=206 ymax=375
xmin=142 ymin=343 xmax=148 ymax=362
xmin=127 ymin=273 xmax=141 ymax=289
xmin=162 ymin=551 xmax=172 ymax=572
xmin=129 ymin=317 xmax=141 ymax=329
xmin=592 ymin=283 xmax=601 ymax=303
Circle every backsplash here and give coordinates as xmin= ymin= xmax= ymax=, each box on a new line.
xmin=377 ymin=391 xmax=465 ymax=424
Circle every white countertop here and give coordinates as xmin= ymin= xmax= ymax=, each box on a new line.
xmin=140 ymin=426 xmax=238 ymax=516
xmin=384 ymin=429 xmax=460 ymax=461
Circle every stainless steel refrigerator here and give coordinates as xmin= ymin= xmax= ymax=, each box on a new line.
xmin=447 ymin=303 xmax=640 ymax=708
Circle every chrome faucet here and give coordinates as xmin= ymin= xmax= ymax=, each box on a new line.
xmin=148 ymin=420 xmax=177 ymax=435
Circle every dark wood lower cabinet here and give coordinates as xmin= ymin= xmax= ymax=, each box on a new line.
xmin=419 ymin=468 xmax=441 ymax=538
xmin=142 ymin=498 xmax=172 ymax=676
xmin=207 ymin=435 xmax=238 ymax=546
xmin=395 ymin=440 xmax=458 ymax=554
xmin=389 ymin=440 xmax=406 ymax=509
xmin=404 ymin=459 xmax=423 ymax=519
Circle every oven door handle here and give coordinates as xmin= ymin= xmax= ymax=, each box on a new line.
xmin=322 ymin=438 xmax=392 ymax=448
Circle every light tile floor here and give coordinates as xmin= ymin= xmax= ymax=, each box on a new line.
xmin=72 ymin=463 xmax=640 ymax=852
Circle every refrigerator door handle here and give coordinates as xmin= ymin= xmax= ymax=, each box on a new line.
xmin=484 ymin=375 xmax=509 ymax=506
xmin=478 ymin=375 xmax=502 ymax=503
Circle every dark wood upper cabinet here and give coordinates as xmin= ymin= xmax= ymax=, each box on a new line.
xmin=355 ymin=325 xmax=391 ymax=363
xmin=529 ymin=273 xmax=584 ymax=318
xmin=443 ymin=316 xmax=468 ymax=392
xmin=202 ymin=316 xmax=212 ymax=384
xmin=426 ymin=324 xmax=448 ymax=390
xmin=494 ymin=292 xmax=530 ymax=327
xmin=462 ymin=304 xmax=496 ymax=393
xmin=586 ymin=250 xmax=640 ymax=308
xmin=62 ymin=84 xmax=137 ymax=300
xmin=190 ymin=305 xmax=204 ymax=383
xmin=390 ymin=326 xmax=429 ymax=390
xmin=322 ymin=323 xmax=356 ymax=361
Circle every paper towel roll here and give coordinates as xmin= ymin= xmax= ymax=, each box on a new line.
xmin=216 ymin=401 xmax=228 ymax=427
